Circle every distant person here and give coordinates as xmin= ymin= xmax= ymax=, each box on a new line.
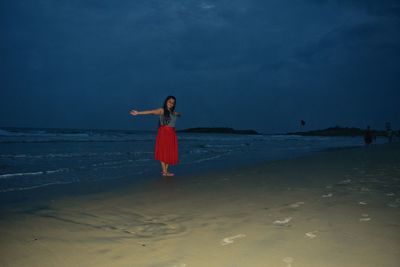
xmin=385 ymin=122 xmax=393 ymax=143
xmin=130 ymin=96 xmax=181 ymax=177
xmin=364 ymin=126 xmax=373 ymax=145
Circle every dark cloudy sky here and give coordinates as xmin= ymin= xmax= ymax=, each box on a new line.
xmin=1 ymin=0 xmax=399 ymax=133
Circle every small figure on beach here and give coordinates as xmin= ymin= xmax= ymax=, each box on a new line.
xmin=130 ymin=96 xmax=181 ymax=177
xmin=364 ymin=126 xmax=374 ymax=145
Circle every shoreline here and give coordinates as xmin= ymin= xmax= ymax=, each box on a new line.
xmin=0 ymin=141 xmax=367 ymax=204
xmin=0 ymin=142 xmax=390 ymax=208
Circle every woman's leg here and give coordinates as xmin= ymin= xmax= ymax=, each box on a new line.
xmin=165 ymin=164 xmax=175 ymax=176
xmin=160 ymin=162 xmax=167 ymax=174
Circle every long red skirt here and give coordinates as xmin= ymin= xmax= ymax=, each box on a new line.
xmin=155 ymin=126 xmax=179 ymax=165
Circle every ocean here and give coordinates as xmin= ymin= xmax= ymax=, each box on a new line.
xmin=0 ymin=127 xmax=385 ymax=194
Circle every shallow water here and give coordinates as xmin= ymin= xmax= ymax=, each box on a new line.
xmin=0 ymin=127 xmax=386 ymax=193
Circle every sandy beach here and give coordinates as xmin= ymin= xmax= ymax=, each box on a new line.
xmin=1 ymin=143 xmax=399 ymax=267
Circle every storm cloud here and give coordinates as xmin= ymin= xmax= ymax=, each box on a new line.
xmin=1 ymin=0 xmax=399 ymax=133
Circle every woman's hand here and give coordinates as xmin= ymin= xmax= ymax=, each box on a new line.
xmin=130 ymin=110 xmax=139 ymax=116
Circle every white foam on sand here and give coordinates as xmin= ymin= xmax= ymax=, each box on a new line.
xmin=220 ymin=234 xmax=246 ymax=246
xmin=283 ymin=257 xmax=294 ymax=267
xmin=273 ymin=217 xmax=293 ymax=225
xmin=305 ymin=231 xmax=318 ymax=239
xmin=289 ymin=202 xmax=305 ymax=208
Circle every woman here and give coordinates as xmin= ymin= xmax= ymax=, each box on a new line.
xmin=130 ymin=96 xmax=180 ymax=176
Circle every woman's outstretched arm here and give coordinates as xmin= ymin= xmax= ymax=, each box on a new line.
xmin=130 ymin=108 xmax=163 ymax=116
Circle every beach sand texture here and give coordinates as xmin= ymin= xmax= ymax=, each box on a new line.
xmin=1 ymin=144 xmax=399 ymax=267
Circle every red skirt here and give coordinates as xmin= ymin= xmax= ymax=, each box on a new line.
xmin=155 ymin=125 xmax=179 ymax=165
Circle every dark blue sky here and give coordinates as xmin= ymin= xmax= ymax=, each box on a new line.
xmin=1 ymin=0 xmax=399 ymax=133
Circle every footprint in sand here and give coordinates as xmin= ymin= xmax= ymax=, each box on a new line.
xmin=283 ymin=257 xmax=294 ymax=267
xmin=35 ymin=209 xmax=187 ymax=238
xmin=305 ymin=231 xmax=318 ymax=239
xmin=273 ymin=217 xmax=292 ymax=226
xmin=289 ymin=202 xmax=305 ymax=208
xmin=220 ymin=234 xmax=246 ymax=246
xmin=322 ymin=193 xmax=333 ymax=198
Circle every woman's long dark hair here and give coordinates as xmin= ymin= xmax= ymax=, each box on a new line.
xmin=162 ymin=95 xmax=176 ymax=125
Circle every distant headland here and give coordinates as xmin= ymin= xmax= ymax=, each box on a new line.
xmin=287 ymin=126 xmax=388 ymax=137
xmin=176 ymin=126 xmax=393 ymax=137
xmin=178 ymin=127 xmax=260 ymax=135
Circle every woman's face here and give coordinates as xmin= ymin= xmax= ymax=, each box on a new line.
xmin=167 ymin=98 xmax=175 ymax=109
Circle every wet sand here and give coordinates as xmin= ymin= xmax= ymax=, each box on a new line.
xmin=0 ymin=143 xmax=399 ymax=267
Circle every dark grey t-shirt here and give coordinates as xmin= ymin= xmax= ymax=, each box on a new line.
xmin=159 ymin=113 xmax=177 ymax=127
